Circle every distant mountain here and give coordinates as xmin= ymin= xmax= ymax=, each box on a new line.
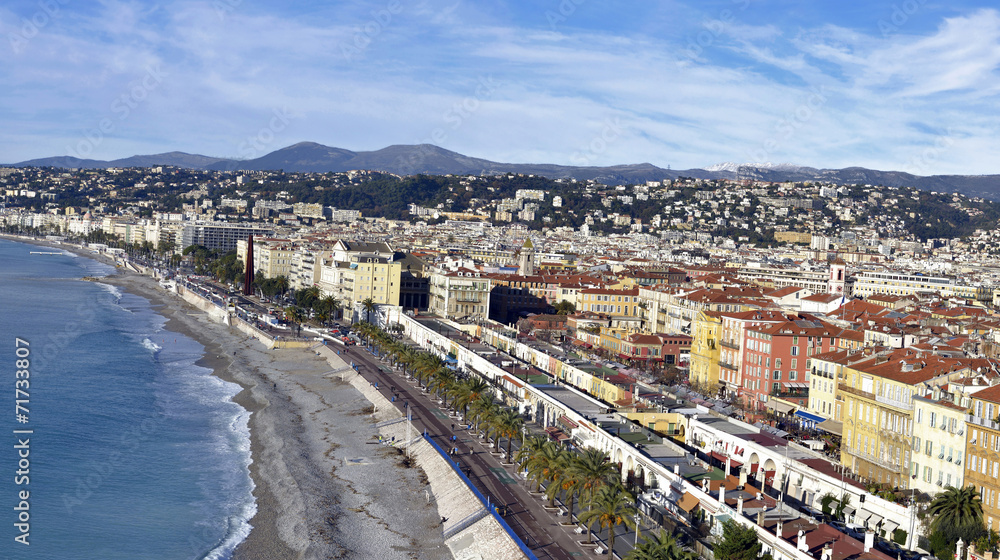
xmin=16 ymin=151 xmax=228 ymax=170
xmin=11 ymin=143 xmax=1000 ymax=200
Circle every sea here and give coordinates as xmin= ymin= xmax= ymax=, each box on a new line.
xmin=0 ymin=238 xmax=256 ymax=560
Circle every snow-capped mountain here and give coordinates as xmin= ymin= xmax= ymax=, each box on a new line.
xmin=704 ymin=162 xmax=813 ymax=173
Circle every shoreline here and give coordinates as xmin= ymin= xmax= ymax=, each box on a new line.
xmin=1 ymin=235 xmax=451 ymax=560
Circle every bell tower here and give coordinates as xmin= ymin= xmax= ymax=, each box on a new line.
xmin=518 ymin=238 xmax=535 ymax=276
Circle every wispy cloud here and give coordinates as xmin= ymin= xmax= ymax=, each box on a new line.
xmin=0 ymin=1 xmax=998 ymax=175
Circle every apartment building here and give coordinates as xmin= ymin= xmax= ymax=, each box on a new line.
xmin=235 ymin=237 xmax=297 ymax=279
xmin=964 ymin=383 xmax=1000 ymax=530
xmin=428 ymin=268 xmax=491 ymax=321
xmin=578 ymin=288 xmax=641 ymax=318
xmin=737 ymin=259 xmax=847 ymax=295
xmin=741 ymin=319 xmax=845 ymax=411
xmin=910 ymin=386 xmax=970 ymax=496
xmin=689 ymin=311 xmax=723 ymax=391
xmin=852 ymin=270 xmax=977 ymax=300
xmin=839 ymin=349 xmax=968 ymax=489
xmin=716 ymin=309 xmax=788 ymax=398
xmin=180 ymin=222 xmax=274 ymax=252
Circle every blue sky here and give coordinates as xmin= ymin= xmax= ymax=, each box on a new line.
xmin=1 ymin=0 xmax=999 ymax=175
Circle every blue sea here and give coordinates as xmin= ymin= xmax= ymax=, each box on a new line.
xmin=0 ymin=239 xmax=255 ymax=559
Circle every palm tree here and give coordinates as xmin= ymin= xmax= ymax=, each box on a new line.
xmin=626 ymin=530 xmax=693 ymax=560
xmin=547 ymin=451 xmax=583 ymax=518
xmin=578 ymin=483 xmax=636 ymax=554
xmin=525 ymin=441 xmax=564 ymax=497
xmin=928 ymin=484 xmax=983 ymax=531
xmin=361 ymin=297 xmax=377 ymax=323
xmin=573 ymin=448 xmax=618 ymax=505
xmin=453 ymin=377 xmax=490 ymax=421
xmin=468 ymin=393 xmax=497 ymax=434
xmin=413 ymin=354 xmax=444 ymax=388
xmin=495 ymin=407 xmax=524 ymax=461
xmin=429 ymin=368 xmax=456 ymax=402
xmin=274 ymin=275 xmax=289 ymax=297
xmin=516 ymin=436 xmax=548 ymax=484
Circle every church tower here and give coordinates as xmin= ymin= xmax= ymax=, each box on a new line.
xmin=828 ymin=257 xmax=846 ymax=294
xmin=518 ymin=238 xmax=535 ymax=276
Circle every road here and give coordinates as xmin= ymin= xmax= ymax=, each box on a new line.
xmin=347 ymin=343 xmax=600 ymax=560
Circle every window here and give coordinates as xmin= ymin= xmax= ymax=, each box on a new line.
xmin=774 ymin=371 xmax=782 ymax=381
xmin=791 ymin=359 xmax=797 ymax=370
xmin=790 ymin=371 xmax=797 ymax=381
xmin=791 ymin=346 xmax=800 ymax=356
xmin=930 ymin=412 xmax=936 ymax=428
xmin=775 ymin=358 xmax=781 ymax=368
xmin=926 ymin=440 xmax=933 ymax=455
xmin=913 ymin=436 xmax=921 ymax=451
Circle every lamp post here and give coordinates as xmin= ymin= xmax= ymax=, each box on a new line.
xmin=635 ymin=510 xmax=642 ymax=546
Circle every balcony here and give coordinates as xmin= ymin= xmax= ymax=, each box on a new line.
xmin=718 ymin=360 xmax=739 ymax=371
xmin=967 ymin=414 xmax=1000 ymax=431
xmin=772 ymin=389 xmax=809 ymax=399
xmin=838 ymin=383 xmax=875 ymax=401
xmin=720 ymin=340 xmax=740 ymax=350
xmin=875 ymin=394 xmax=913 ymax=411
xmin=843 ymin=444 xmax=902 ymax=472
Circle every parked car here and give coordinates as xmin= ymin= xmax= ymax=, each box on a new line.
xmin=875 ymin=538 xmax=903 ymax=557
xmin=829 ymin=520 xmax=848 ymax=533
xmin=802 ymin=505 xmax=827 ymax=522
xmin=844 ymin=523 xmax=866 ymax=540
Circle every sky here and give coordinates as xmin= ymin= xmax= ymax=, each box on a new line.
xmin=1 ymin=0 xmax=999 ymax=175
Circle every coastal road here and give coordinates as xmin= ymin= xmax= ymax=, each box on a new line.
xmin=346 ymin=346 xmax=591 ymax=560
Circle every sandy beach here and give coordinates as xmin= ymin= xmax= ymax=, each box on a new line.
xmin=3 ymin=236 xmax=450 ymax=560
xmin=113 ymin=274 xmax=452 ymax=560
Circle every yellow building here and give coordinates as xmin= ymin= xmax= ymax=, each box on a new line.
xmin=578 ymin=288 xmax=641 ymax=318
xmin=688 ymin=310 xmax=722 ymax=390
xmin=965 ymin=384 xmax=1000 ymax=530
xmin=349 ymin=254 xmax=401 ymax=306
xmin=839 ymin=349 xmax=967 ymax=488
xmin=236 ymin=237 xmax=297 ymax=279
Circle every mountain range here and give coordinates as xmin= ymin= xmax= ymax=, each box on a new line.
xmin=12 ymin=142 xmax=1000 ymax=200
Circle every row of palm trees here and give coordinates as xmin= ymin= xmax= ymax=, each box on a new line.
xmin=352 ymin=321 xmax=693 ymax=560
xmin=354 ymin=321 xmax=526 ymax=459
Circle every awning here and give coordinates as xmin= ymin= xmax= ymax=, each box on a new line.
xmin=857 ymin=509 xmax=874 ymax=522
xmin=842 ymin=505 xmax=856 ymax=516
xmin=867 ymin=513 xmax=884 ymax=527
xmin=678 ymin=492 xmax=700 ymax=513
xmin=818 ymin=419 xmax=844 ymax=436
xmin=883 ymin=519 xmax=899 ymax=534
xmin=767 ymin=400 xmax=796 ymax=414
xmin=795 ymin=410 xmax=827 ymax=424
xmin=558 ymin=415 xmax=579 ymax=430
xmin=786 ymin=383 xmax=809 ymax=389
xmin=710 ymin=451 xmax=742 ymax=467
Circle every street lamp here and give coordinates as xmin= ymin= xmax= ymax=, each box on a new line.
xmin=635 ymin=510 xmax=642 ymax=546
